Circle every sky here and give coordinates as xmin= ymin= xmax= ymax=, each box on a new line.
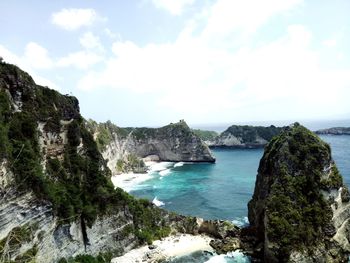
xmin=1 ymin=0 xmax=350 ymax=127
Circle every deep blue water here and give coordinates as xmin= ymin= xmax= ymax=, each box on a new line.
xmin=128 ymin=134 xmax=350 ymax=262
xmin=320 ymin=135 xmax=350 ymax=186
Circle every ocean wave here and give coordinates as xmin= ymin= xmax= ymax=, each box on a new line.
xmin=231 ymin=216 xmax=249 ymax=227
xmin=149 ymin=162 xmax=174 ymax=172
xmin=204 ymin=250 xmax=250 ymax=263
xmin=174 ymin=162 xmax=184 ymax=167
xmin=152 ymin=197 xmax=165 ymax=207
xmin=159 ymin=169 xmax=171 ymax=176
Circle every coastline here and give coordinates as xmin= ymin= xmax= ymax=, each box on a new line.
xmin=111 ymin=161 xmax=176 ymax=193
xmin=111 ymin=233 xmax=214 ymax=263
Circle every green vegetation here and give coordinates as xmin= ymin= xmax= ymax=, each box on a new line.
xmin=192 ymin=129 xmax=218 ymax=141
xmin=223 ymin=125 xmax=282 ymax=143
xmin=116 ymin=154 xmax=146 ymax=174
xmin=0 ymin=62 xmax=173 ymax=259
xmin=259 ymin=123 xmax=340 ymax=260
xmin=0 ymin=224 xmax=38 ymax=262
xmin=86 ymin=120 xmax=131 ymax=151
xmin=58 ymin=252 xmax=113 ymax=263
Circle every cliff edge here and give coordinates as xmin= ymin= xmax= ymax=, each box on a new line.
xmin=87 ymin=120 xmax=215 ymax=175
xmin=247 ymin=123 xmax=350 ymax=262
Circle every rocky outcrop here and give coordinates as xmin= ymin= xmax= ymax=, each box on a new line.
xmin=247 ymin=123 xmax=350 ymax=262
xmin=315 ymin=127 xmax=350 ymax=135
xmin=206 ymin=125 xmax=283 ymax=148
xmin=0 ymin=188 xmax=137 ymax=263
xmin=88 ymin=120 xmax=215 ymax=175
xmin=0 ymin=61 xmax=183 ymax=262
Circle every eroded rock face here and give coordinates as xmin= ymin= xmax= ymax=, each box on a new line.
xmin=89 ymin=120 xmax=216 ymax=175
xmin=0 ymin=189 xmax=137 ymax=263
xmin=247 ymin=123 xmax=350 ymax=262
xmin=0 ymin=62 xmax=180 ymax=262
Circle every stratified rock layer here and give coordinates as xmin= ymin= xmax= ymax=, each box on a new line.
xmin=88 ymin=120 xmax=215 ymax=175
xmin=248 ymin=123 xmax=350 ymax=262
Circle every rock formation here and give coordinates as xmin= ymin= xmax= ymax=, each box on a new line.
xmin=315 ymin=127 xmax=350 ymax=135
xmin=247 ymin=123 xmax=350 ymax=262
xmin=0 ymin=61 xmax=190 ymax=262
xmin=87 ymin=120 xmax=215 ymax=175
xmin=206 ymin=125 xmax=283 ymax=148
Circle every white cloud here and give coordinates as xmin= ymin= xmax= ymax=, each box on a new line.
xmin=51 ymin=8 xmax=100 ymax=31
xmin=0 ymin=45 xmax=60 ymax=91
xmin=200 ymin=0 xmax=303 ymax=40
xmin=323 ymin=39 xmax=337 ymax=47
xmin=103 ymin=28 xmax=117 ymax=39
xmin=57 ymin=51 xmax=103 ymax=69
xmin=80 ymin=32 xmax=104 ymax=51
xmin=24 ymin=42 xmax=53 ymax=69
xmin=152 ymin=0 xmax=195 ymax=15
xmin=77 ymin=0 xmax=350 ymax=122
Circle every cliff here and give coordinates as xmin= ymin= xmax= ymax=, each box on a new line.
xmin=315 ymin=127 xmax=350 ymax=135
xmin=0 ymin=61 xmax=188 ymax=262
xmin=87 ymin=120 xmax=215 ymax=175
xmin=206 ymin=125 xmax=283 ymax=148
xmin=247 ymin=123 xmax=350 ymax=262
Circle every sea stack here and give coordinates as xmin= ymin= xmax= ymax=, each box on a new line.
xmin=248 ymin=123 xmax=350 ymax=262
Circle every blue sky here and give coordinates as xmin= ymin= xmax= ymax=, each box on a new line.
xmin=1 ymin=0 xmax=350 ymax=127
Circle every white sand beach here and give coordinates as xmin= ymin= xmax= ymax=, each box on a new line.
xmin=111 ymin=161 xmax=175 ymax=193
xmin=111 ymin=234 xmax=214 ymax=263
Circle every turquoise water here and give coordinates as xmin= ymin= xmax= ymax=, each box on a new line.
xmin=128 ymin=135 xmax=350 ymax=262
xmin=130 ymin=149 xmax=262 ymax=225
xmin=320 ymin=135 xmax=350 ymax=186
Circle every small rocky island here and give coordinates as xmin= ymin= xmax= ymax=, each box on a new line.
xmin=247 ymin=123 xmax=350 ymax=262
xmin=203 ymin=125 xmax=283 ymax=148
xmin=315 ymin=127 xmax=350 ymax=135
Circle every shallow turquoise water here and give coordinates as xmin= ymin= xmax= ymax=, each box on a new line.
xmin=129 ymin=135 xmax=350 ymax=262
xmin=130 ymin=148 xmax=262 ymax=225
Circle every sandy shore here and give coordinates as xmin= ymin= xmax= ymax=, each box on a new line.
xmin=111 ymin=234 xmax=214 ymax=263
xmin=111 ymin=161 xmax=175 ymax=193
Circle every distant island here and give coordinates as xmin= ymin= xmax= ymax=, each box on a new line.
xmin=196 ymin=125 xmax=284 ymax=148
xmin=315 ymin=127 xmax=350 ymax=135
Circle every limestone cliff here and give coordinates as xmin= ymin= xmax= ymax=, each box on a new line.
xmin=0 ymin=61 xmax=183 ymax=262
xmin=206 ymin=125 xmax=283 ymax=148
xmin=247 ymin=123 xmax=350 ymax=262
xmin=87 ymin=120 xmax=215 ymax=175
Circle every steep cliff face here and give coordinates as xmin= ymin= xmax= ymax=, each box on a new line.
xmin=207 ymin=125 xmax=283 ymax=148
xmin=0 ymin=62 xmax=177 ymax=262
xmin=247 ymin=123 xmax=350 ymax=262
xmin=88 ymin=120 xmax=215 ymax=175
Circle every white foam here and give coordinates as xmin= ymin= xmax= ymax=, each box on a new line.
xmin=159 ymin=169 xmax=171 ymax=176
xmin=232 ymin=216 xmax=249 ymax=227
xmin=174 ymin=162 xmax=184 ymax=167
xmin=204 ymin=250 xmax=250 ymax=263
xmin=149 ymin=162 xmax=174 ymax=172
xmin=111 ymin=173 xmax=153 ymax=193
xmin=226 ymin=250 xmax=250 ymax=262
xmin=152 ymin=197 xmax=165 ymax=207
xmin=204 ymin=255 xmax=227 ymax=263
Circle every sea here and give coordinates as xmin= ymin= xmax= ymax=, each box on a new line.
xmin=128 ymin=120 xmax=350 ymax=263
